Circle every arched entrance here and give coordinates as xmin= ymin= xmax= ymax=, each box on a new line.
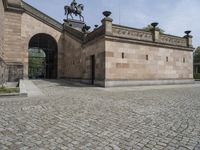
xmin=28 ymin=33 xmax=58 ymax=79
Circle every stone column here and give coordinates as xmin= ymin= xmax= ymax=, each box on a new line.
xmin=153 ymin=29 xmax=160 ymax=42
xmin=184 ymin=31 xmax=193 ymax=48
xmin=101 ymin=11 xmax=113 ymax=35
xmin=151 ymin=22 xmax=160 ymax=42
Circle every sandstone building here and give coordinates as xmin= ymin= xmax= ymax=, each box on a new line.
xmin=0 ymin=0 xmax=194 ymax=87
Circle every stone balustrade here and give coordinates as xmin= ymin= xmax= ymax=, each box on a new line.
xmin=112 ymin=25 xmax=153 ymax=42
xmin=159 ymin=34 xmax=187 ymax=47
xmin=112 ymin=24 xmax=189 ymax=47
xmin=86 ymin=17 xmax=192 ymax=48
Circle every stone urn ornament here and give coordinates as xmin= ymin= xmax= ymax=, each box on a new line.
xmin=82 ymin=25 xmax=91 ymax=32
xmin=103 ymin=11 xmax=112 ymax=18
xmin=185 ymin=30 xmax=191 ymax=36
xmin=151 ymin=22 xmax=159 ymax=28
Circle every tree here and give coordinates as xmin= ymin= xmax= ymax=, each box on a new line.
xmin=143 ymin=24 xmax=165 ymax=33
xmin=194 ymin=47 xmax=200 ymax=63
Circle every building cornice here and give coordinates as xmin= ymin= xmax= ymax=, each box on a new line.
xmin=2 ymin=0 xmax=24 ymax=13
xmin=21 ymin=1 xmax=63 ymax=32
xmin=2 ymin=0 xmax=63 ymax=32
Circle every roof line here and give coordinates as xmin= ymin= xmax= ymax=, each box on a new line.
xmin=22 ymin=1 xmax=63 ymax=32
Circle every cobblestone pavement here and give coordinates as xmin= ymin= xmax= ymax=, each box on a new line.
xmin=1 ymin=80 xmax=200 ymax=150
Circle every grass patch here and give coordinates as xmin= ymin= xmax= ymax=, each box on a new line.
xmin=0 ymin=87 xmax=19 ymax=94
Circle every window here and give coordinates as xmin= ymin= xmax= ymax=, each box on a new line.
xmin=146 ymin=55 xmax=149 ymax=61
xmin=183 ymin=58 xmax=185 ymax=63
xmin=122 ymin=52 xmax=125 ymax=59
xmin=166 ymin=56 xmax=168 ymax=62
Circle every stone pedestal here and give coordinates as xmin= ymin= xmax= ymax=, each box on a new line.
xmin=152 ymin=29 xmax=160 ymax=42
xmin=101 ymin=17 xmax=113 ymax=35
xmin=184 ymin=35 xmax=193 ymax=48
xmin=63 ymin=19 xmax=85 ymax=31
xmin=7 ymin=62 xmax=23 ymax=82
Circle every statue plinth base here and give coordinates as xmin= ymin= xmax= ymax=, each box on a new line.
xmin=63 ymin=19 xmax=85 ymax=31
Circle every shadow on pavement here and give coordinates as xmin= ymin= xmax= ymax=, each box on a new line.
xmin=31 ymin=79 xmax=96 ymax=88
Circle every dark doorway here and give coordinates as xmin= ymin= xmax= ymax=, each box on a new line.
xmin=28 ymin=33 xmax=58 ymax=79
xmin=91 ymin=55 xmax=95 ymax=84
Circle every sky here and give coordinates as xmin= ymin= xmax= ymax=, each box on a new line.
xmin=24 ymin=0 xmax=200 ymax=48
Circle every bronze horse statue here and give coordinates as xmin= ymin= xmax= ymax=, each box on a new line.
xmin=64 ymin=4 xmax=84 ymax=22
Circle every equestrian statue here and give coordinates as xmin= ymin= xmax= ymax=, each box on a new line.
xmin=64 ymin=0 xmax=84 ymax=22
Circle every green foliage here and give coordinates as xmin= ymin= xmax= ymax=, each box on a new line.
xmin=0 ymin=87 xmax=19 ymax=94
xmin=194 ymin=74 xmax=200 ymax=79
xmin=194 ymin=47 xmax=200 ymax=63
xmin=143 ymin=24 xmax=165 ymax=33
xmin=29 ymin=48 xmax=46 ymax=57
xmin=28 ymin=48 xmax=46 ymax=79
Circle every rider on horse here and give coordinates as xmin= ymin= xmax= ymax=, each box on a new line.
xmin=70 ymin=0 xmax=77 ymax=12
xmin=64 ymin=0 xmax=84 ymax=21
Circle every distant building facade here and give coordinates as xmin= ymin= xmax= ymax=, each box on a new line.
xmin=0 ymin=0 xmax=194 ymax=87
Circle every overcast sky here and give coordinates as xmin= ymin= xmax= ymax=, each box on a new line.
xmin=24 ymin=0 xmax=200 ymax=48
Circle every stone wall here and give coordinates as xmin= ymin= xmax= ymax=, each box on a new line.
xmin=82 ymin=38 xmax=105 ymax=83
xmin=3 ymin=11 xmax=22 ymax=63
xmin=1 ymin=0 xmax=194 ymax=86
xmin=3 ymin=10 xmax=25 ymax=82
xmin=62 ymin=32 xmax=82 ymax=79
xmin=6 ymin=62 xmax=23 ymax=82
xmin=0 ymin=0 xmax=4 ymax=57
xmin=21 ymin=13 xmax=63 ymax=78
xmin=1 ymin=0 xmax=64 ymax=80
xmin=105 ymin=40 xmax=193 ymax=81
xmin=0 ymin=57 xmax=8 ymax=85
xmin=62 ymin=32 xmax=105 ymax=84
xmin=84 ymin=18 xmax=194 ymax=86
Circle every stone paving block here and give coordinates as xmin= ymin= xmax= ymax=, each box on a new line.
xmin=0 ymin=80 xmax=200 ymax=149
